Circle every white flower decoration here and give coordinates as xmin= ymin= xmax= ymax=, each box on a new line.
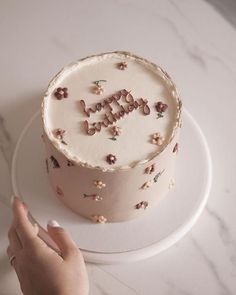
xmin=91 ymin=215 xmax=107 ymax=223
xmin=94 ymin=180 xmax=106 ymax=189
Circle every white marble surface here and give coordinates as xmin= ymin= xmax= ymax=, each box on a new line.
xmin=0 ymin=0 xmax=236 ymax=294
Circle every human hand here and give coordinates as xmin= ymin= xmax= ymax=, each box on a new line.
xmin=7 ymin=197 xmax=89 ymax=295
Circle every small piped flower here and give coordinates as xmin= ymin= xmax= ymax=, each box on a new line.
xmin=91 ymin=215 xmax=107 ymax=223
xmin=155 ymin=101 xmax=168 ymax=119
xmin=173 ymin=143 xmax=179 ymax=153
xmin=111 ymin=126 xmax=121 ymax=136
xmin=92 ymin=80 xmax=107 ymax=95
xmin=155 ymin=101 xmax=168 ymax=113
xmin=94 ymin=180 xmax=106 ymax=189
xmin=109 ymin=126 xmax=122 ymax=141
xmin=141 ymin=180 xmax=153 ymax=190
xmin=67 ymin=160 xmax=74 ymax=167
xmin=117 ymin=62 xmax=128 ymax=70
xmin=54 ymin=87 xmax=68 ymax=100
xmin=106 ymin=154 xmax=117 ymax=164
xmin=54 ymin=128 xmax=66 ymax=140
xmin=83 ymin=193 xmax=103 ymax=201
xmin=135 ymin=201 xmax=148 ymax=210
xmin=169 ymin=179 xmax=175 ymax=189
xmin=145 ymin=164 xmax=155 ymax=174
xmin=93 ymin=84 xmax=104 ymax=95
xmin=151 ymin=133 xmax=164 ymax=146
xmin=56 ymin=186 xmax=64 ymax=197
xmin=93 ymin=195 xmax=103 ymax=201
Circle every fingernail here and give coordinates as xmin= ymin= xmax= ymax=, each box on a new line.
xmin=10 ymin=195 xmax=15 ymax=205
xmin=11 ymin=196 xmax=20 ymax=206
xmin=47 ymin=220 xmax=61 ymax=228
xmin=11 ymin=196 xmax=28 ymax=211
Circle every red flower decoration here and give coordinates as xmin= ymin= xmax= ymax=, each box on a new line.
xmin=54 ymin=87 xmax=68 ymax=100
xmin=67 ymin=160 xmax=74 ymax=167
xmin=135 ymin=201 xmax=148 ymax=210
xmin=54 ymin=128 xmax=66 ymax=139
xmin=118 ymin=62 xmax=127 ymax=70
xmin=155 ymin=101 xmax=168 ymax=113
xmin=106 ymin=154 xmax=117 ymax=164
xmin=145 ymin=164 xmax=155 ymax=174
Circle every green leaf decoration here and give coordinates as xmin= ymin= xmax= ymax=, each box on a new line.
xmin=153 ymin=169 xmax=165 ymax=183
xmin=109 ymin=137 xmax=117 ymax=141
xmin=93 ymin=80 xmax=107 ymax=85
xmin=83 ymin=193 xmax=95 ymax=198
xmin=157 ymin=113 xmax=164 ymax=119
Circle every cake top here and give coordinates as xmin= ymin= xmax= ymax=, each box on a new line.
xmin=42 ymin=51 xmax=182 ymax=171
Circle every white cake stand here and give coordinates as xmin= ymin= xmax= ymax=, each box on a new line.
xmin=11 ymin=109 xmax=212 ymax=264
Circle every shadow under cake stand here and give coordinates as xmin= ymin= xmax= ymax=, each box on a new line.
xmin=11 ymin=109 xmax=212 ymax=264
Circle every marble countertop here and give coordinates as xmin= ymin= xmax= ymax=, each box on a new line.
xmin=0 ymin=0 xmax=236 ymax=294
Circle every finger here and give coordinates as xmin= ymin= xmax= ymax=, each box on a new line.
xmin=6 ymin=246 xmax=17 ymax=269
xmin=7 ymin=246 xmax=13 ymax=258
xmin=12 ymin=197 xmax=39 ymax=247
xmin=47 ymin=220 xmax=78 ymax=260
xmin=8 ymin=226 xmax=22 ymax=252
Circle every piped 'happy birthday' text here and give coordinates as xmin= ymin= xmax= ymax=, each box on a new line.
xmin=79 ymin=89 xmax=151 ymax=135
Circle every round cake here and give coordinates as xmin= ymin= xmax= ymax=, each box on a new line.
xmin=42 ymin=51 xmax=182 ymax=223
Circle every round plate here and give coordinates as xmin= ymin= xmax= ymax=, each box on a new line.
xmin=11 ymin=109 xmax=212 ymax=264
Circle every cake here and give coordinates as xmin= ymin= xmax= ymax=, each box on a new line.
xmin=42 ymin=51 xmax=182 ymax=223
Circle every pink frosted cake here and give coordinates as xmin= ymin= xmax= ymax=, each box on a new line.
xmin=42 ymin=51 xmax=182 ymax=223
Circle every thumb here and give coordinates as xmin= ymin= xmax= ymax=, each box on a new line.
xmin=47 ymin=220 xmax=78 ymax=260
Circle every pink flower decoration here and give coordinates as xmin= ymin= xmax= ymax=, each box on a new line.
xmin=135 ymin=201 xmax=148 ymax=210
xmin=151 ymin=133 xmax=164 ymax=146
xmin=118 ymin=62 xmax=127 ymax=70
xmin=110 ymin=126 xmax=122 ymax=137
xmin=93 ymin=84 xmax=104 ymax=95
xmin=54 ymin=128 xmax=66 ymax=140
xmin=155 ymin=101 xmax=168 ymax=113
xmin=145 ymin=164 xmax=155 ymax=174
xmin=106 ymin=154 xmax=117 ymax=164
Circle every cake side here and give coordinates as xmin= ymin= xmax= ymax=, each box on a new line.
xmin=43 ymin=128 xmax=180 ymax=222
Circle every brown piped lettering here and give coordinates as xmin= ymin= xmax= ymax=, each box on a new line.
xmin=81 ymin=90 xmax=151 ymax=135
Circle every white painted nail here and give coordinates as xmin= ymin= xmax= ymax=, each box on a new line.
xmin=10 ymin=195 xmax=15 ymax=205
xmin=47 ymin=220 xmax=61 ymax=228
